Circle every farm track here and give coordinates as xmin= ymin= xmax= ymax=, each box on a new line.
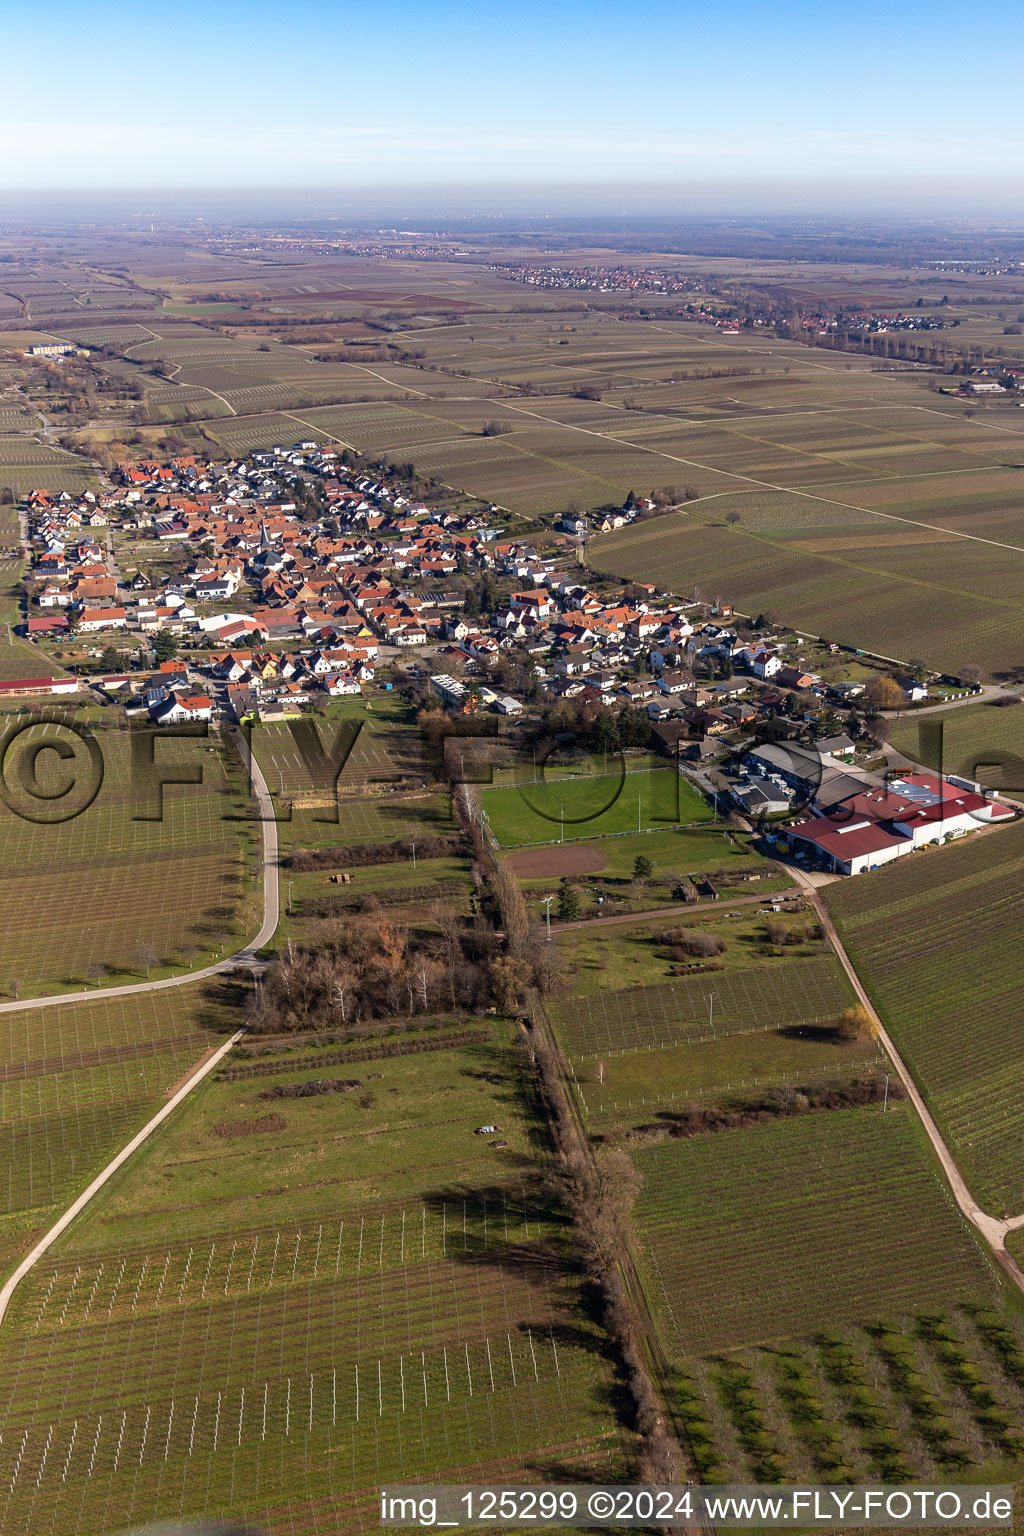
xmin=529 ymin=988 xmax=714 ymax=1535
xmin=0 ymin=726 xmax=279 ymax=1331
xmin=488 ymin=395 xmax=1024 ymax=559
xmin=554 ymin=886 xmax=793 ymax=931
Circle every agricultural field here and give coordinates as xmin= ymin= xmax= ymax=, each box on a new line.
xmin=250 ymin=695 xmax=427 ymax=795
xmin=0 ymin=629 xmax=66 ymax=680
xmin=542 ymin=886 xmax=866 ymax=1129
xmin=0 ymin=437 xmax=99 ymax=496
xmin=826 ymin=821 xmax=1024 ymax=1215
xmin=276 ymin=854 xmax=474 ymax=947
xmin=590 ymin=453 xmax=1024 ymax=679
xmin=890 ymin=699 xmax=1024 ymax=788
xmin=250 ymin=696 xmax=452 ymax=857
xmin=0 ymin=722 xmax=259 ymax=995
xmin=635 ymin=1108 xmax=997 ymax=1355
xmin=0 ymin=1019 xmax=629 ymax=1536
xmin=10 ymin=234 xmax=1024 ymax=1519
xmin=552 ymin=951 xmax=854 ymax=1059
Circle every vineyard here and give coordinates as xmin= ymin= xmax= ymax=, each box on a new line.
xmin=0 ymin=1022 xmax=626 ymax=1535
xmin=633 ymin=1106 xmax=998 ymax=1357
xmin=826 ymin=822 xmax=1024 ymax=1215
xmin=0 ymin=981 xmax=238 ymax=1281
xmin=551 ymin=953 xmax=854 ymax=1058
xmin=251 ymin=702 xmax=428 ymax=795
xmin=0 ymin=725 xmax=258 ymax=993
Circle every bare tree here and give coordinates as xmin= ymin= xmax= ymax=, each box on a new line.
xmin=134 ymin=943 xmax=160 ymax=979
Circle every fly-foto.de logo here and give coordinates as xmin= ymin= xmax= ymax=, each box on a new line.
xmin=0 ymin=714 xmax=363 ymax=826
xmin=0 ymin=712 xmax=1017 ymax=828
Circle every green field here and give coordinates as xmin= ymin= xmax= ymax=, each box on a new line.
xmin=483 ymin=767 xmax=711 ymax=846
xmin=633 ymin=1111 xmax=1024 ymax=1487
xmin=635 ymin=1107 xmax=997 ymax=1356
xmin=551 ymin=951 xmax=854 ymax=1058
xmin=826 ymin=821 xmax=1024 ymax=1215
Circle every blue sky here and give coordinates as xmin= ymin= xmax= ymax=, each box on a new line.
xmin=3 ymin=0 xmax=1024 ymax=197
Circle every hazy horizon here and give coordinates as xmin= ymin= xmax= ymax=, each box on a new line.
xmin=5 ymin=181 xmax=1024 ymax=227
xmin=4 ymin=0 xmax=1024 ymax=200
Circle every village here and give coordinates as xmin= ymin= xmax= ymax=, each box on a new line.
xmin=3 ymin=438 xmax=1013 ymax=874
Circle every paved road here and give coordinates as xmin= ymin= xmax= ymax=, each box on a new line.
xmin=0 ymin=728 xmax=279 ymax=1328
xmin=883 ymin=686 xmax=1003 ymax=719
xmin=789 ymin=865 xmax=1024 ymax=1294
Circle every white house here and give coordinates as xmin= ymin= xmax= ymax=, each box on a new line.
xmin=149 ymin=694 xmax=213 ymax=725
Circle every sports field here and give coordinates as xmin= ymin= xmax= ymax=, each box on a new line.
xmin=482 ymin=767 xmax=711 ymax=846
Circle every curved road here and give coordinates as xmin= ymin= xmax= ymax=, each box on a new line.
xmin=0 ymin=726 xmax=279 ymax=1328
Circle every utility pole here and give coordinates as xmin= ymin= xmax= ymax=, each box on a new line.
xmin=410 ymin=836 xmax=416 ymax=870
xmin=560 ymin=802 xmax=564 ymax=845
xmin=882 ymin=1074 xmax=889 ymax=1113
xmin=708 ymin=993 xmax=715 ymax=1033
xmin=287 ymin=880 xmax=294 ymax=916
xmin=542 ymin=895 xmax=553 ymax=942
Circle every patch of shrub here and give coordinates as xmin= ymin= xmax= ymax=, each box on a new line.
xmin=285 ymin=834 xmax=463 ymax=872
xmin=213 ymin=1112 xmax=287 ymax=1138
xmin=262 ymin=1078 xmax=363 ymax=1100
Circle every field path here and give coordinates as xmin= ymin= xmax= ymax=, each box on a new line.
xmin=0 ymin=727 xmax=279 ymax=1329
xmin=490 ymin=398 xmax=1024 ymax=559
xmin=554 ymin=887 xmax=793 ymax=931
xmin=790 ymin=866 xmax=1024 ymax=1293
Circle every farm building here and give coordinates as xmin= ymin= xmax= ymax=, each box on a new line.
xmin=0 ymin=676 xmax=79 ymax=698
xmin=430 ymin=673 xmax=468 ymax=707
xmin=784 ymin=772 xmax=1014 ymax=874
